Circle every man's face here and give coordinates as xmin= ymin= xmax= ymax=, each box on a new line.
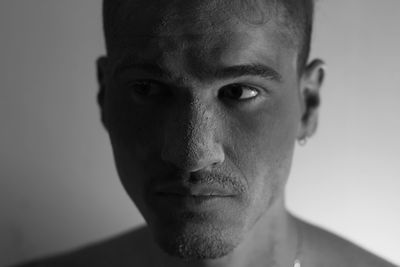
xmin=99 ymin=0 xmax=303 ymax=259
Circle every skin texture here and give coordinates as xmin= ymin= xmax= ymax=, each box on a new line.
xmin=12 ymin=1 xmax=397 ymax=267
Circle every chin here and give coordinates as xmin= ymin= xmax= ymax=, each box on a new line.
xmin=151 ymin=214 xmax=244 ymax=260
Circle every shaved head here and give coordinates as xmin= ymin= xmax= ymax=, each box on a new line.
xmin=102 ymin=0 xmax=314 ymax=73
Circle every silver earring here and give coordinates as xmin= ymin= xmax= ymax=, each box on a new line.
xmin=298 ymin=137 xmax=308 ymax=146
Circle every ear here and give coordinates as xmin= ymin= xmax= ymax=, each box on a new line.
xmin=96 ymin=56 xmax=109 ymax=130
xmin=297 ymin=59 xmax=325 ymax=142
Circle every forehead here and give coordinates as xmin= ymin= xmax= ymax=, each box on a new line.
xmin=114 ymin=0 xmax=271 ymax=28
xmin=107 ymin=0 xmax=298 ymax=79
xmin=108 ymin=0 xmax=295 ymax=47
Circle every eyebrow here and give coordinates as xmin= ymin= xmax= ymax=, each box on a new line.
xmin=215 ymin=64 xmax=282 ymax=82
xmin=116 ymin=61 xmax=282 ymax=83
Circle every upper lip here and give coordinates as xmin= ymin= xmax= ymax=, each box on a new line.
xmin=154 ymin=183 xmax=234 ymax=197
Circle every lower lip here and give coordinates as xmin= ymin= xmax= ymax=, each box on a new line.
xmin=153 ymin=193 xmax=234 ymax=211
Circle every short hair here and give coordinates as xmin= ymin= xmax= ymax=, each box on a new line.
xmin=279 ymin=0 xmax=314 ymax=74
xmin=102 ymin=0 xmax=314 ymax=74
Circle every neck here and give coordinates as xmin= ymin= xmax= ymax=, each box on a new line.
xmin=152 ymin=198 xmax=299 ymax=267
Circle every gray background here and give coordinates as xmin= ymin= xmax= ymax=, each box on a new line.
xmin=1 ymin=0 xmax=399 ymax=266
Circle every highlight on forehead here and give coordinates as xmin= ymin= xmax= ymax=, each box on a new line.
xmin=233 ymin=0 xmax=302 ymax=49
xmin=233 ymin=0 xmax=278 ymax=25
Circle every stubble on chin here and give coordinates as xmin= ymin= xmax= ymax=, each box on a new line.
xmin=154 ymin=222 xmax=242 ymax=260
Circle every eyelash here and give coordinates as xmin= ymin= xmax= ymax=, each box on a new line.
xmin=129 ymin=80 xmax=169 ymax=97
xmin=218 ymin=83 xmax=260 ymax=102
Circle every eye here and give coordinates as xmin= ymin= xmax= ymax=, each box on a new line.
xmin=129 ymin=80 xmax=168 ymax=98
xmin=219 ymin=84 xmax=259 ymax=101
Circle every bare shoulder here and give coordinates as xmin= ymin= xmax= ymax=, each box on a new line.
xmin=296 ymin=217 xmax=397 ymax=267
xmin=12 ymin=225 xmax=152 ymax=267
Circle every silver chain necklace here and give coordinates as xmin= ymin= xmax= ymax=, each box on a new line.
xmin=293 ymin=219 xmax=303 ymax=267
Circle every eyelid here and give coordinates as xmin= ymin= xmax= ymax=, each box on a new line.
xmin=129 ymin=79 xmax=169 ymax=91
xmin=221 ymin=83 xmax=262 ymax=100
xmin=130 ymin=79 xmax=162 ymax=86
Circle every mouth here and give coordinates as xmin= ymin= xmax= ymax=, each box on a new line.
xmin=154 ymin=183 xmax=235 ymax=198
xmin=158 ymin=193 xmax=230 ymax=198
xmin=151 ymin=182 xmax=237 ymax=211
xmin=156 ymin=193 xmax=232 ymax=204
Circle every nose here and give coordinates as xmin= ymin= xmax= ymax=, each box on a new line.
xmin=161 ymin=100 xmax=225 ymax=172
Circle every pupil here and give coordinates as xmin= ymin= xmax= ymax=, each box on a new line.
xmin=136 ymin=83 xmax=150 ymax=95
xmin=230 ymin=85 xmax=243 ymax=99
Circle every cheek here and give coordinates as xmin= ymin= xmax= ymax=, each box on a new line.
xmin=104 ymin=91 xmax=167 ymax=191
xmin=106 ymin=91 xmax=163 ymax=159
xmin=225 ymin=90 xmax=300 ymax=205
